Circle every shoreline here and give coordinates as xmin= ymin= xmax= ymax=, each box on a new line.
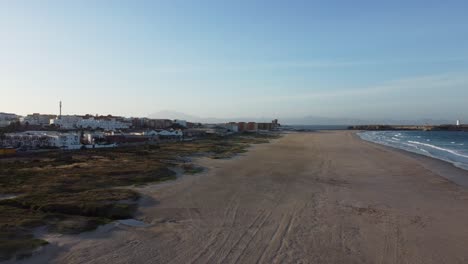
xmin=353 ymin=131 xmax=468 ymax=187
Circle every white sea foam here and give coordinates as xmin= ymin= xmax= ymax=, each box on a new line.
xmin=403 ymin=142 xmax=418 ymax=148
xmin=358 ymin=131 xmax=468 ymax=172
xmin=407 ymin=141 xmax=468 ymax=159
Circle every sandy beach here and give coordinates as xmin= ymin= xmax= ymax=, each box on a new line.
xmin=14 ymin=131 xmax=468 ymax=264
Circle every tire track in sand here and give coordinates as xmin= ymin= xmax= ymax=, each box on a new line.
xmin=187 ymin=195 xmax=240 ymax=264
xmin=213 ymin=210 xmax=271 ymax=264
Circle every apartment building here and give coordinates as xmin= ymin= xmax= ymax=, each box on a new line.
xmin=1 ymin=131 xmax=81 ymax=149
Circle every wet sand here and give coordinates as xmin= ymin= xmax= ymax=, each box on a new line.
xmin=14 ymin=131 xmax=468 ymax=264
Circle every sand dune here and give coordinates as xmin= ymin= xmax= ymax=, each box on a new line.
xmin=16 ymin=131 xmax=468 ymax=264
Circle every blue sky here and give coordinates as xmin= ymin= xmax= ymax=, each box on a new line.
xmin=1 ymin=0 xmax=468 ymax=121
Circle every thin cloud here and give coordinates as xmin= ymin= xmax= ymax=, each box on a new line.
xmin=149 ymin=57 xmax=468 ymax=74
xmin=243 ymin=71 xmax=468 ymax=103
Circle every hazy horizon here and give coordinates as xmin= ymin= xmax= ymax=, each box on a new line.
xmin=0 ymin=108 xmax=460 ymax=126
xmin=1 ymin=1 xmax=468 ymax=121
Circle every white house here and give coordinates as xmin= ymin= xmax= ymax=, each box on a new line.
xmin=1 ymin=131 xmax=81 ymax=150
xmin=143 ymin=130 xmax=159 ymax=136
xmin=48 ymin=133 xmax=81 ymax=149
xmin=158 ymin=129 xmax=183 ymax=139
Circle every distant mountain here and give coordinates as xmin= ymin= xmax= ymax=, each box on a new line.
xmin=149 ymin=110 xmax=275 ymax=124
xmin=281 ymin=116 xmax=454 ymax=126
xmin=148 ymin=110 xmax=454 ymax=126
xmin=149 ymin=110 xmax=200 ymax=121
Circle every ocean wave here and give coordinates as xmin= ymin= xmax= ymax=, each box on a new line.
xmin=407 ymin=141 xmax=468 ymax=159
xmin=403 ymin=142 xmax=418 ymax=148
xmin=358 ymin=131 xmax=468 ymax=172
xmin=419 ymin=148 xmax=429 ymax=153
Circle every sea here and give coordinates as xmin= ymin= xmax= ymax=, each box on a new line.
xmin=358 ymin=131 xmax=468 ymax=171
xmin=284 ymin=125 xmax=349 ymax=131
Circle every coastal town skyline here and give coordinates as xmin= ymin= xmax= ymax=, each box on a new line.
xmin=0 ymin=107 xmax=463 ymax=126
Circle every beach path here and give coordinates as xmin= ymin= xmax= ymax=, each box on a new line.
xmin=24 ymin=131 xmax=468 ymax=264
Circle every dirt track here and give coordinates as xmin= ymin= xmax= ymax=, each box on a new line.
xmin=19 ymin=131 xmax=468 ymax=264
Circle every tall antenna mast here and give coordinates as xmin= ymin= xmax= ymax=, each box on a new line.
xmin=59 ymin=101 xmax=62 ymax=119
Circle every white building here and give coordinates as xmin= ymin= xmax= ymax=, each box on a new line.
xmin=50 ymin=115 xmax=83 ymax=129
xmin=0 ymin=112 xmax=19 ymax=127
xmin=457 ymin=120 xmax=461 ymax=126
xmin=77 ymin=117 xmax=130 ymax=130
xmin=82 ymin=131 xmax=105 ymax=145
xmin=48 ymin=133 xmax=82 ymax=149
xmin=22 ymin=113 xmax=56 ymax=127
xmin=223 ymin=123 xmax=239 ymax=133
xmin=51 ymin=116 xmax=131 ymax=131
xmin=1 ymin=131 xmax=81 ymax=150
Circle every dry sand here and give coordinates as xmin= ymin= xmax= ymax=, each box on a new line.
xmin=13 ymin=131 xmax=468 ymax=264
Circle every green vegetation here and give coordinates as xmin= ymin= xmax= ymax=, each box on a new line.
xmin=0 ymin=132 xmax=279 ymax=260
